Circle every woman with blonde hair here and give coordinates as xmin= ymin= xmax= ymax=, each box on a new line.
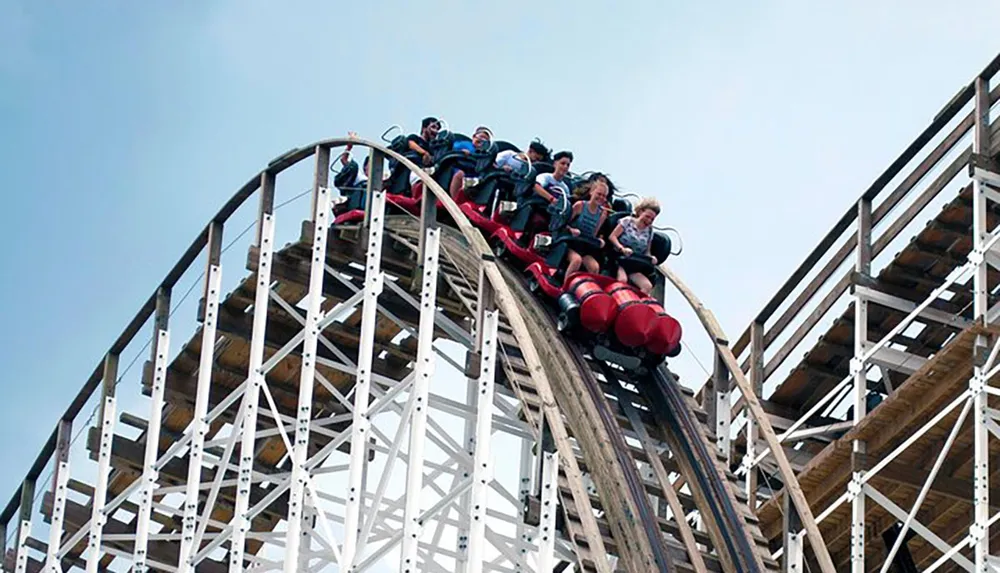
xmin=562 ymin=174 xmax=610 ymax=286
xmin=608 ymin=197 xmax=661 ymax=293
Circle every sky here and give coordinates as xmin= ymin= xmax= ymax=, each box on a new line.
xmin=1 ymin=0 xmax=999 ymax=566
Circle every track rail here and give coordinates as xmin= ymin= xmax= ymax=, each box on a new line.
xmin=421 ymin=221 xmax=780 ymax=572
xmin=508 ymin=268 xmax=773 ymax=572
xmin=492 ymin=262 xmax=679 ymax=572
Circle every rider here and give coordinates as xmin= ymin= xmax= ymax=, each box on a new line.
xmin=447 ymin=126 xmax=493 ymax=201
xmin=533 ymin=150 xmax=573 ymax=205
xmin=408 ymin=117 xmax=441 ymax=167
xmin=562 ymin=174 xmax=609 ymax=286
xmin=608 ymin=197 xmax=661 ymax=294
xmin=337 ymin=132 xmax=369 ymax=189
xmin=403 ymin=117 xmax=445 ymax=201
xmin=495 ymin=140 xmax=551 ymax=174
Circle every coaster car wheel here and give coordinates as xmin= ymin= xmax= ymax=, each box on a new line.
xmin=557 ymin=312 xmax=572 ymax=333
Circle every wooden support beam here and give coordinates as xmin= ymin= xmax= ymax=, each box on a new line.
xmin=84 ymin=431 xmax=291 ymax=521
xmin=248 ymin=244 xmax=469 ymax=339
xmin=852 ymin=284 xmax=973 ymax=331
xmin=214 ymin=301 xmax=415 ymax=371
xmin=868 ymin=346 xmax=928 ymax=376
xmin=873 ymin=465 xmax=1000 ymax=511
xmin=44 ymin=494 xmax=229 ymax=573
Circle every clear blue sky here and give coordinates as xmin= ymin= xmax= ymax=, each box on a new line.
xmin=1 ymin=0 xmax=998 ymax=520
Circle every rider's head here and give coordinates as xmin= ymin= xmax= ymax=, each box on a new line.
xmin=421 ymin=117 xmax=440 ymax=140
xmin=552 ymin=151 xmax=573 ymax=178
xmin=576 ymin=173 xmax=609 ymax=204
xmin=634 ymin=197 xmax=661 ymax=226
xmin=589 ymin=178 xmax=609 ymax=204
xmin=472 ymin=126 xmax=492 ymax=149
xmin=527 ymin=141 xmax=550 ymax=163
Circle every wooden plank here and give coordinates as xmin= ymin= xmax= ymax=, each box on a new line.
xmin=757 ymin=326 xmax=986 ymax=540
xmin=764 ymin=271 xmax=852 ymax=380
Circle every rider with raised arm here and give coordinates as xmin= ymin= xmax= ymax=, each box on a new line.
xmin=337 ymin=131 xmax=369 ymax=188
xmin=562 ymin=174 xmax=609 ymax=286
xmin=608 ymin=197 xmax=661 ymax=294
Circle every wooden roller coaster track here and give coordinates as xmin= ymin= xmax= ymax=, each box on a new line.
xmin=0 ymin=137 xmax=821 ymax=573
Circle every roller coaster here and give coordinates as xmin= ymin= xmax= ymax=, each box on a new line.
xmin=2 ymin=51 xmax=999 ymax=573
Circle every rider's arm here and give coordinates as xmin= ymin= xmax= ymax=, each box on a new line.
xmin=534 ymin=174 xmax=556 ymax=203
xmin=494 ymin=150 xmax=515 ymax=169
xmin=596 ymin=211 xmax=609 ymax=245
xmin=609 ymin=223 xmax=628 ymax=253
xmin=408 ymin=138 xmax=432 ymax=162
xmin=565 ymin=202 xmax=585 ymax=236
xmin=408 ymin=139 xmax=429 ymax=155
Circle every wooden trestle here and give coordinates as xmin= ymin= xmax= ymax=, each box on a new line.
xmin=7 ymin=210 xmax=781 ymax=572
xmin=715 ymin=53 xmax=1000 ymax=571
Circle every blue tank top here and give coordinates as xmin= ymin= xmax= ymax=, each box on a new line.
xmin=572 ymin=202 xmax=603 ymax=237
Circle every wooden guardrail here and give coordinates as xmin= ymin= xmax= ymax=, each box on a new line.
xmin=709 ymin=53 xmax=1000 ymax=419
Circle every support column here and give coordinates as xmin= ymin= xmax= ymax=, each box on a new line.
xmin=400 ymin=226 xmax=442 ymax=573
xmin=230 ymin=177 xmax=276 ymax=572
xmin=14 ymin=478 xmax=35 ymax=573
xmin=417 ymin=172 xmax=438 ymax=267
xmin=283 ymin=181 xmax=333 ymax=573
xmin=342 ymin=182 xmax=387 ymax=568
xmin=179 ymin=220 xmax=224 ymax=572
xmin=713 ymin=351 xmax=732 ymax=463
xmin=310 ymin=145 xmax=330 ymax=222
xmin=535 ymin=448 xmax=559 ymax=573
xmin=43 ymin=419 xmax=72 ymax=572
xmin=745 ymin=321 xmax=764 ymax=507
xmin=783 ymin=490 xmax=803 ymax=573
xmin=457 ymin=259 xmax=498 ymax=572
xmin=86 ymin=353 xmax=118 ymax=573
xmin=851 ymin=197 xmax=872 ymax=573
xmin=254 ymin=171 xmax=275 ymax=247
xmin=133 ymin=287 xmax=171 ymax=572
xmin=361 ymin=150 xmax=385 ymax=237
xmin=514 ymin=435 xmax=534 ymax=572
xmin=971 ymin=74 xmax=992 ymax=573
xmin=466 ymin=276 xmax=500 ymax=573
